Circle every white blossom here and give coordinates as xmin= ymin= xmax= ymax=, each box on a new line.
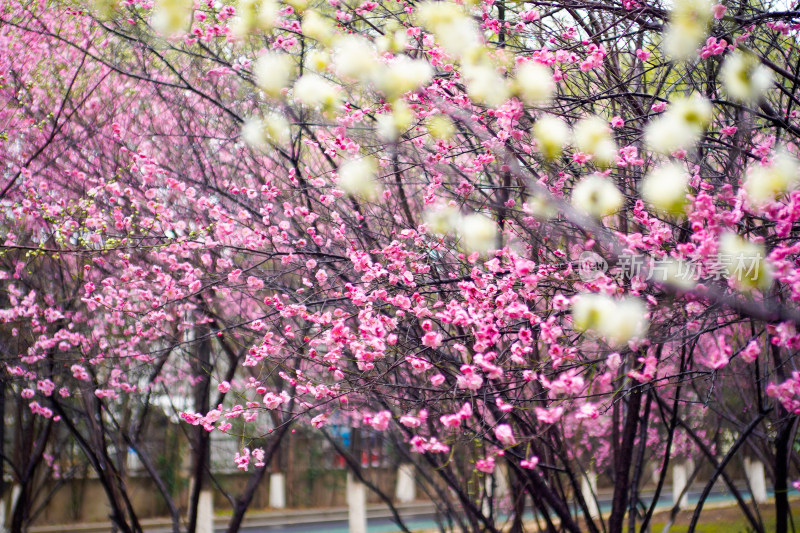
xmin=572 ymin=294 xmax=648 ymax=346
xmin=293 ymin=74 xmax=341 ymax=112
xmin=721 ymin=51 xmax=774 ymax=103
xmin=427 ymin=115 xmax=456 ymax=140
xmin=92 ymin=0 xmax=118 ymax=19
xmin=151 ymin=0 xmax=192 ymax=36
xmin=375 ymin=101 xmax=413 ymax=141
xmin=718 ymin=233 xmax=772 ymax=291
xmin=241 ymin=117 xmax=267 ymax=150
xmin=424 ymin=204 xmax=461 ymax=234
xmin=571 ymin=174 xmax=623 ymax=218
xmin=338 ymin=157 xmax=381 ymax=200
xmin=376 ymin=24 xmax=408 ymax=53
xmin=301 ymin=10 xmax=335 ymax=45
xmin=641 ymin=163 xmax=690 ymax=216
xmin=332 ymin=35 xmax=379 ymax=82
xmin=304 ymin=50 xmax=330 ymax=73
xmin=230 ymin=0 xmax=277 ymax=37
xmin=462 ymin=63 xmax=510 ymax=107
xmin=515 ymin=62 xmax=555 ymax=106
xmin=644 ymin=94 xmax=712 ymax=154
xmin=460 ymin=213 xmax=497 ymax=253
xmin=598 ymin=297 xmax=649 ymax=346
xmin=375 ymin=56 xmax=433 ymax=99
xmin=263 ymin=112 xmax=290 ymax=144
xmin=241 ymin=113 xmax=290 ymax=149
xmin=416 ymin=2 xmax=481 ymax=59
xmin=524 ymin=193 xmax=558 ymax=220
xmin=744 ymin=150 xmax=800 ymax=205
xmin=533 ymin=115 xmax=569 ymax=160
xmin=573 ymin=116 xmax=616 ymax=166
xmin=253 ymin=52 xmax=293 ymax=97
xmin=664 ymin=0 xmax=712 ymax=60
xmin=571 ymin=293 xmax=610 ymax=332
xmin=284 ymin=0 xmax=307 ymax=13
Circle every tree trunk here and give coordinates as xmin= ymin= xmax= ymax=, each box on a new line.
xmin=773 ymin=417 xmax=796 ymax=533
xmin=188 ymin=325 xmax=212 ymax=533
xmin=608 ymin=382 xmax=643 ymax=533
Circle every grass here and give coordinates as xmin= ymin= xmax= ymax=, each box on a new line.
xmin=648 ymin=500 xmax=800 ymax=533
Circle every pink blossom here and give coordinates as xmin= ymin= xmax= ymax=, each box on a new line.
xmin=700 ymin=37 xmax=727 ymax=59
xmin=740 ymin=340 xmax=761 ymax=364
xmin=494 ymin=424 xmax=516 ymax=446
xmin=370 ymin=410 xmax=392 ymax=431
xmin=235 ymin=448 xmax=250 ymax=471
xmin=263 ymin=392 xmax=285 ymax=409
xmin=310 ymin=414 xmax=328 ymax=428
xmin=228 ymin=269 xmax=242 ymax=283
xmin=252 ymin=448 xmax=266 ymax=468
xmin=400 ymin=414 xmax=422 ymax=427
xmin=421 ymin=331 xmax=442 ymax=348
xmin=535 ymin=406 xmax=564 ymax=424
xmin=703 ymin=335 xmax=732 ymax=369
xmin=575 ymin=403 xmax=599 ymax=420
xmin=440 ymin=414 xmax=462 ymax=428
xmin=430 ymin=374 xmax=445 ymax=386
xmin=456 ymin=371 xmax=483 ymax=391
xmin=475 ymin=456 xmax=496 ymax=474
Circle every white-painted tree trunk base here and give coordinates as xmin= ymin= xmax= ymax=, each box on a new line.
xmin=1 ymin=486 xmax=21 ymax=533
xmin=347 ymin=473 xmax=367 ymax=533
xmin=395 ymin=464 xmax=416 ymax=503
xmin=673 ymin=460 xmax=692 ymax=508
xmin=196 ymin=489 xmax=214 ymax=533
xmin=269 ymin=473 xmax=286 ymax=509
xmin=581 ymin=470 xmax=599 ymax=517
xmin=744 ymin=458 xmax=768 ymax=503
xmin=482 ymin=464 xmax=510 ymax=517
xmin=495 ymin=464 xmax=509 ymax=498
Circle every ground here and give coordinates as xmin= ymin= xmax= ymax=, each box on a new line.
xmin=647 ymin=501 xmax=800 ymax=533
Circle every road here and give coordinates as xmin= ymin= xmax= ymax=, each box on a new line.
xmin=233 ymin=487 xmax=799 ymax=533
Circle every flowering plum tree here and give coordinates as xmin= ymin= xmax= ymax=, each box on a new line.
xmin=2 ymin=0 xmax=800 ymax=531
